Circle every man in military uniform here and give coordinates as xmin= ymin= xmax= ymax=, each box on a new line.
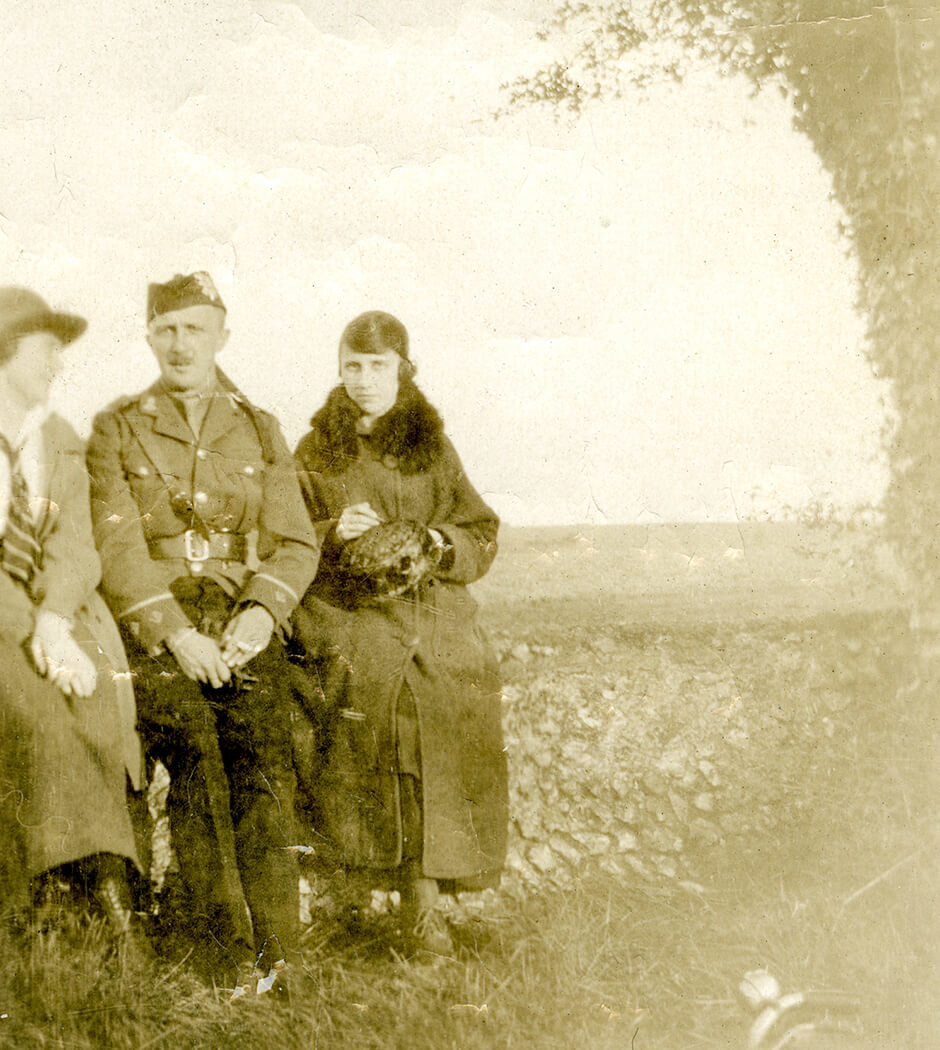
xmin=86 ymin=272 xmax=319 ymax=987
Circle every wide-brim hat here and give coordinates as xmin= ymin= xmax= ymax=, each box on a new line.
xmin=0 ymin=287 xmax=87 ymax=346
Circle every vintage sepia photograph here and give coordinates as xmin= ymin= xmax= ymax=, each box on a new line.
xmin=0 ymin=1 xmax=935 ymax=1047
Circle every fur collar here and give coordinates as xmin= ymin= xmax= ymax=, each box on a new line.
xmin=306 ymin=380 xmax=445 ymax=475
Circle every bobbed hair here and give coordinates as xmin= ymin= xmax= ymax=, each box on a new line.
xmin=339 ymin=310 xmax=416 ymax=379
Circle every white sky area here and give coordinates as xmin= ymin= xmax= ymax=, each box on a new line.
xmin=0 ymin=0 xmax=890 ymax=525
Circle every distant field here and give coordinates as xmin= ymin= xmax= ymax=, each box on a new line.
xmin=474 ymin=522 xmax=902 ymax=628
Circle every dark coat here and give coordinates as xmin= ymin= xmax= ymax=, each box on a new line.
xmin=292 ymin=381 xmax=507 ymax=889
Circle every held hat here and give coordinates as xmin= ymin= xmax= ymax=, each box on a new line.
xmin=0 ymin=287 xmax=87 ymax=348
xmin=147 ymin=271 xmax=226 ymax=321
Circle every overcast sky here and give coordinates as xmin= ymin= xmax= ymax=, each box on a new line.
xmin=0 ymin=0 xmax=890 ymax=524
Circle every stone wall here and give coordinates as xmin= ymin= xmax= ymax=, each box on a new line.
xmin=496 ymin=621 xmax=869 ymax=893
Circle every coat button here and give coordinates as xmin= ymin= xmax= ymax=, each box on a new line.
xmin=194 ymin=491 xmax=209 ymax=505
xmin=196 ymin=448 xmax=208 ymax=460
xmin=244 ymin=464 xmax=255 ymax=476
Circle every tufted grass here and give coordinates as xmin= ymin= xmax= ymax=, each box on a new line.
xmin=0 ymin=796 xmax=933 ymax=1050
xmin=0 ymin=603 xmax=934 ymax=1049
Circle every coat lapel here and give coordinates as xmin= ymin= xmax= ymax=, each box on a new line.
xmin=198 ymin=388 xmax=244 ymax=447
xmin=137 ymin=383 xmax=194 ymax=445
xmin=35 ymin=416 xmax=61 ymax=541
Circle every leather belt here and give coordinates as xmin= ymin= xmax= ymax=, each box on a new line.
xmin=150 ymin=529 xmax=247 ymax=564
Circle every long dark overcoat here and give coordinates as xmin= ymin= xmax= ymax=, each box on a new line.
xmin=292 ymin=381 xmax=508 ymax=889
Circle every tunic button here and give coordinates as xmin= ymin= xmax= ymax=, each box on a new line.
xmin=194 ymin=491 xmax=209 ymax=505
xmin=382 ymin=454 xmax=398 ymax=469
xmin=244 ymin=465 xmax=255 ymax=476
xmin=196 ymin=448 xmax=208 ymax=460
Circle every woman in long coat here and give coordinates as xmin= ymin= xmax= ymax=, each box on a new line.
xmin=0 ymin=288 xmax=142 ymax=935
xmin=292 ymin=311 xmax=507 ymax=952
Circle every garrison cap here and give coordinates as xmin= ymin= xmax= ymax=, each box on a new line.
xmin=0 ymin=287 xmax=87 ymax=347
xmin=147 ymin=271 xmax=226 ymax=321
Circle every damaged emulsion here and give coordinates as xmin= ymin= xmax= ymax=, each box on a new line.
xmin=0 ymin=280 xmax=511 ymax=1005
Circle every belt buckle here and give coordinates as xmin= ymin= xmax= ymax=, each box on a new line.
xmin=183 ymin=529 xmax=211 ymax=563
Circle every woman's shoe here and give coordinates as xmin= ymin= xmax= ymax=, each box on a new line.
xmin=229 ymin=959 xmax=261 ymax=1001
xmin=29 ymin=871 xmax=72 ymax=935
xmin=410 ymin=907 xmax=454 ymax=955
xmin=229 ymin=957 xmax=290 ymax=1001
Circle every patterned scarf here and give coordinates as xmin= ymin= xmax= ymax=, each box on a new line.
xmin=0 ymin=434 xmax=41 ymax=588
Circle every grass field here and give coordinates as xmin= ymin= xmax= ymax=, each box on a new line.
xmin=475 ymin=522 xmax=900 ymax=624
xmin=1 ymin=524 xmax=935 ymax=1049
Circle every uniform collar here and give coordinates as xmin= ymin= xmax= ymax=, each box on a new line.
xmin=137 ymin=381 xmax=195 ymax=442
xmin=137 ymin=374 xmax=243 ymax=445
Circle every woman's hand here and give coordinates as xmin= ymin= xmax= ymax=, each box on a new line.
xmin=335 ymin=502 xmax=382 ymax=542
xmin=30 ymin=610 xmax=98 ymax=698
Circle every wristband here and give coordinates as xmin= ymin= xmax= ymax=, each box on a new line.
xmin=35 ymin=608 xmax=76 ymax=633
xmin=167 ymin=625 xmax=198 ymax=649
xmin=429 ymin=529 xmax=454 ymax=571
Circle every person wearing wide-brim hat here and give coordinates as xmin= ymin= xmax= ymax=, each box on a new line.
xmin=0 ymin=287 xmax=145 ymax=943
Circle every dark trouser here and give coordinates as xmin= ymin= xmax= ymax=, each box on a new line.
xmin=124 ymin=580 xmax=299 ymax=965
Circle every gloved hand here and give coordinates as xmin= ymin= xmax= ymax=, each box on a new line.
xmin=166 ymin=626 xmax=232 ymax=688
xmin=220 ymin=604 xmax=275 ymax=669
xmin=30 ymin=610 xmax=97 ymax=698
xmin=335 ymin=502 xmax=383 ymax=542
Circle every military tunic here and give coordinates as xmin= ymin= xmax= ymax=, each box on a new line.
xmin=86 ymin=378 xmax=316 ymax=651
xmin=86 ymin=374 xmax=319 ymax=963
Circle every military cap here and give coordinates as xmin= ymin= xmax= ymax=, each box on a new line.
xmin=0 ymin=287 xmax=87 ymax=350
xmin=147 ymin=271 xmax=226 ymax=321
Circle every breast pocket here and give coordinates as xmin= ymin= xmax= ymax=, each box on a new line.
xmin=124 ymin=460 xmax=168 ymax=511
xmin=121 ymin=459 xmax=181 ymax=540
xmin=223 ymin=458 xmax=265 ymax=532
